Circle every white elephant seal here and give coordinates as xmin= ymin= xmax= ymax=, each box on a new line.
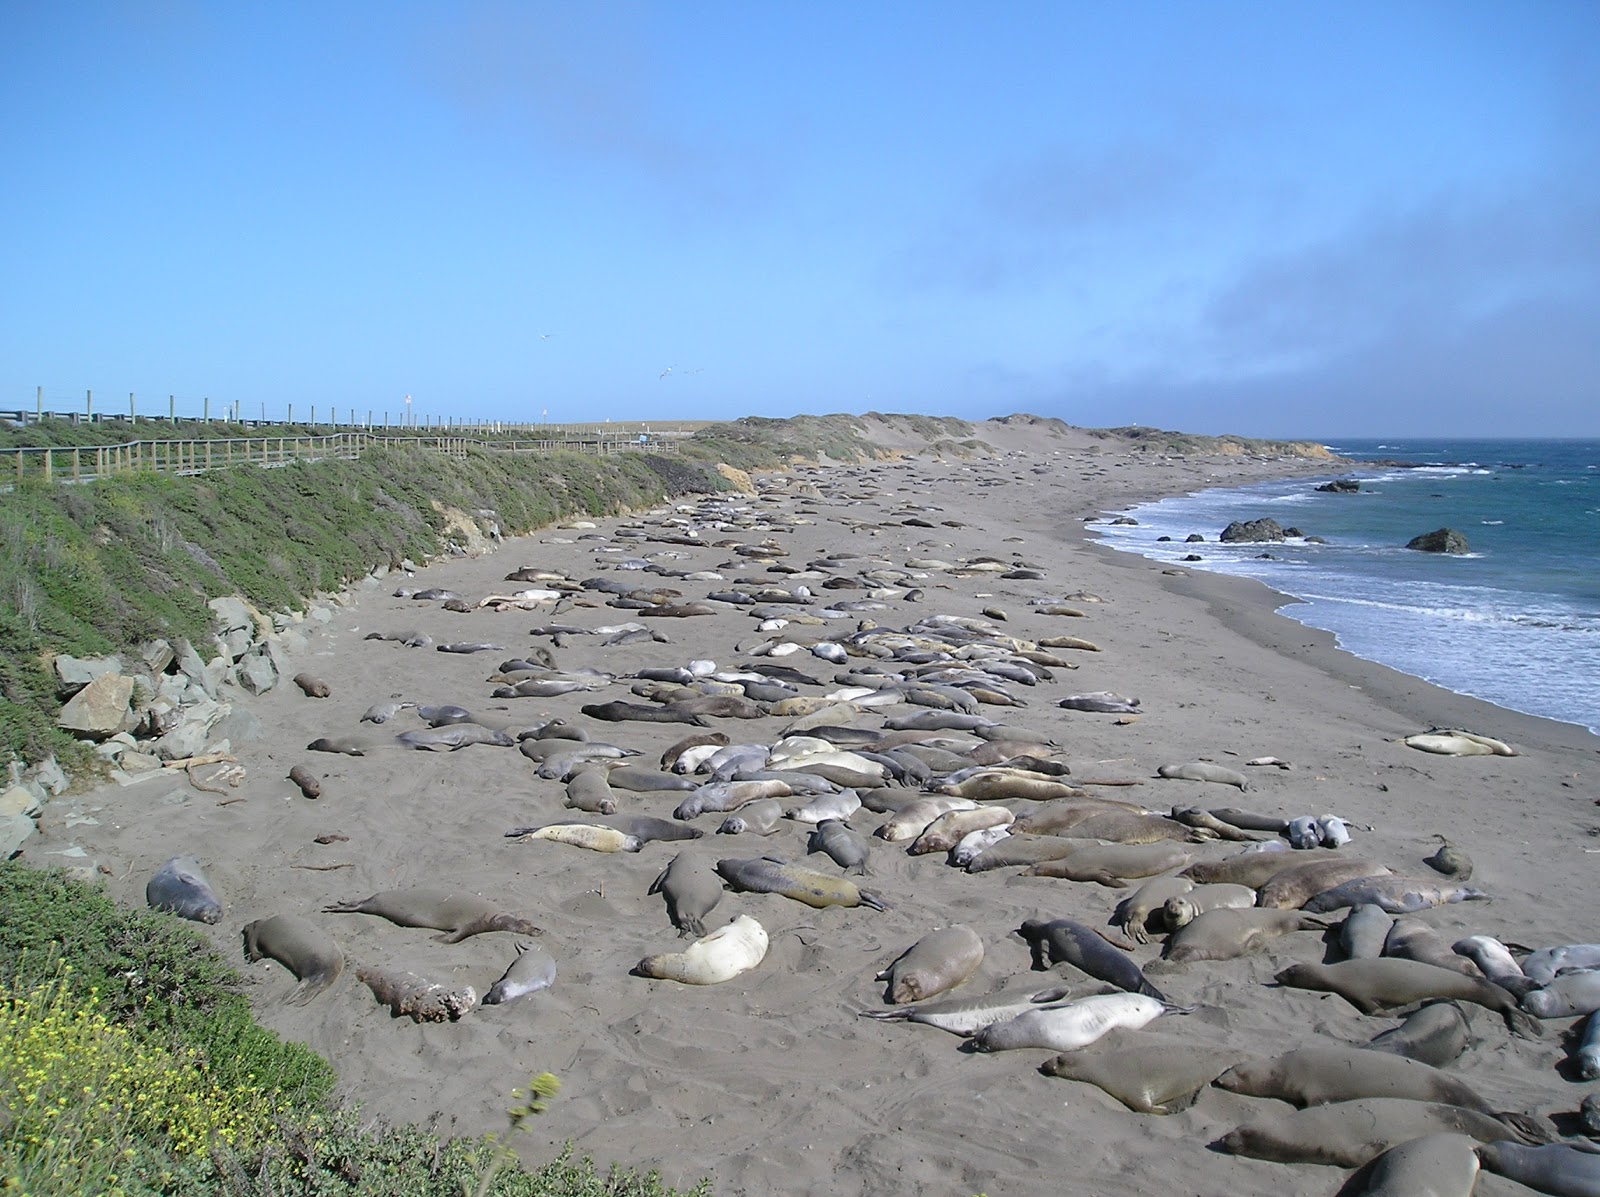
xmin=971 ymin=993 xmax=1176 ymax=1052
xmin=635 ymin=915 xmax=768 ymax=985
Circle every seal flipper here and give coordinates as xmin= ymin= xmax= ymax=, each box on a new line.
xmin=1496 ymin=1111 xmax=1558 ymax=1145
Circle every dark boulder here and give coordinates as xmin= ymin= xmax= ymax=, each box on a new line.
xmin=1184 ymin=533 xmax=1205 ymax=543
xmin=1219 ymin=518 xmax=1286 ymax=543
xmin=1315 ymin=479 xmax=1362 ymax=494
xmin=1406 ymin=528 xmax=1469 ymax=555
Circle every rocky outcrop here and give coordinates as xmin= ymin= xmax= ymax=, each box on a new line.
xmin=1315 ymin=479 xmax=1361 ymax=493
xmin=1407 ymin=527 xmax=1469 ymax=554
xmin=1219 ymin=518 xmax=1286 ymax=543
xmin=57 ymin=674 xmax=135 ymax=739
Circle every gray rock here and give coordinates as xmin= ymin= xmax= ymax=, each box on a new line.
xmin=1406 ymin=527 xmax=1469 ymax=554
xmin=208 ymin=596 xmax=257 ymax=637
xmin=154 ymin=722 xmax=211 ymax=762
xmin=53 ymin=653 xmax=125 ymax=695
xmin=140 ymin=639 xmax=175 ymax=674
xmin=0 ymin=813 xmax=36 ymax=859
xmin=176 ymin=641 xmax=216 ymax=699
xmin=29 ymin=756 xmax=69 ymax=796
xmin=156 ymin=672 xmax=190 ymax=703
xmin=58 ymin=673 xmax=135 ymax=738
xmin=307 ymin=605 xmax=333 ymax=624
xmin=212 ymin=705 xmax=266 ymax=745
xmin=234 ymin=651 xmax=278 ymax=695
xmin=117 ymin=750 xmax=163 ymax=775
xmin=139 ymin=696 xmax=182 ymax=739
xmin=1219 ymin=517 xmax=1287 ymax=543
xmin=0 ymin=785 xmax=42 ymax=819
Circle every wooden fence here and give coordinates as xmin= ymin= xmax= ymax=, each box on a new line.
xmin=5 ymin=430 xmax=681 ymax=488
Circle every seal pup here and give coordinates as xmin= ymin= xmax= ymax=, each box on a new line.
xmin=396 ymin=725 xmax=514 ymax=751
xmin=241 ymin=915 xmax=343 ymax=1003
xmin=1330 ymin=1133 xmax=1481 ymax=1197
xmin=1215 ymin=1098 xmax=1544 ymax=1167
xmin=1477 ymin=1142 xmax=1600 ymax=1197
xmin=635 ymin=915 xmax=768 ymax=985
xmin=648 ymin=853 xmax=724 ymax=937
xmin=1161 ymin=885 xmax=1257 ymax=929
xmin=564 ymin=768 xmax=618 ymax=814
xmin=860 ymin=984 xmax=1074 ymax=1037
xmin=288 ymin=764 xmax=321 ymax=799
xmin=307 ymin=736 xmax=369 ymax=756
xmin=323 ymin=888 xmax=541 ymax=942
xmin=361 ymin=700 xmax=415 ymax=724
xmin=1018 ymin=918 xmax=1167 ymax=1001
xmin=1523 ymin=944 xmax=1600 ymax=986
xmin=1275 ymin=959 xmax=1542 ymax=1037
xmin=1039 ymin=1032 xmax=1241 ymax=1114
xmin=877 ymin=926 xmax=984 ymax=1004
xmin=715 ymin=856 xmax=886 ymax=910
xmin=1576 ymin=1010 xmax=1600 ymax=1080
xmin=717 ymin=799 xmax=785 ymax=836
xmin=971 ymin=992 xmax=1176 ymax=1053
xmin=1157 ymin=761 xmax=1249 ymax=789
xmin=482 ymin=941 xmax=557 ymax=1005
xmin=1112 ymin=876 xmax=1193 ymax=944
xmin=293 ymin=672 xmax=331 ymax=697
xmin=146 ymin=856 xmax=223 ymax=924
xmin=508 ymin=824 xmax=642 ymax=853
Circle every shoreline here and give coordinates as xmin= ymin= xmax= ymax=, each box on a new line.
xmin=28 ymin=426 xmax=1600 ymax=1197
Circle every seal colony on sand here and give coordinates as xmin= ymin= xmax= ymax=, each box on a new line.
xmin=43 ymin=415 xmax=1600 ymax=1197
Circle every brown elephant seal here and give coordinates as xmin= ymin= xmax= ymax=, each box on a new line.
xmin=356 ymin=964 xmax=476 ymax=1022
xmin=1215 ymin=1045 xmax=1552 ymax=1143
xmin=635 ymin=915 xmax=768 ymax=985
xmin=715 ymin=856 xmax=886 ymax=910
xmin=1276 ymin=959 xmax=1542 ymax=1037
xmin=482 ymin=941 xmax=557 ymax=1005
xmin=307 ymin=736 xmax=369 ymax=756
xmin=1384 ymin=917 xmax=1482 ymax=977
xmin=323 ymin=888 xmax=542 ymax=942
xmin=1215 ymin=1098 xmax=1543 ymax=1167
xmin=877 ymin=925 xmax=984 ymax=1003
xmin=242 ymin=915 xmax=344 ymax=1004
xmin=1018 ymin=918 xmax=1167 ymax=1001
xmin=1257 ymin=859 xmax=1391 ymax=909
xmin=1157 ymin=761 xmax=1249 ymax=789
xmin=907 ymin=806 xmax=1013 ymax=855
xmin=1113 ymin=876 xmax=1194 ymax=944
xmin=965 ymin=834 xmax=1081 ymax=873
xmin=649 ymin=853 xmax=725 ymax=937
xmin=660 ymin=731 xmax=730 ymax=772
xmin=1170 ymin=806 xmax=1263 ymax=841
xmin=1051 ymin=810 xmax=1207 ymax=845
xmin=1158 ymin=907 xmax=1328 ymax=963
xmin=1039 ymin=1031 xmax=1241 ymax=1114
xmin=1331 ymin=1133 xmax=1480 ymax=1197
xmin=288 ymin=765 xmax=322 ymax=799
xmin=1304 ymin=874 xmax=1488 ymax=914
xmin=1477 ymin=1142 xmax=1600 ymax=1197
xmin=565 ymin=768 xmax=618 ymax=814
xmin=1364 ymin=1001 xmax=1474 ymax=1066
xmin=293 ymin=672 xmax=331 ymax=697
xmin=1181 ymin=845 xmax=1342 ymax=887
xmin=1024 ymin=842 xmax=1193 ymax=886
xmin=146 ymin=856 xmax=223 ymax=924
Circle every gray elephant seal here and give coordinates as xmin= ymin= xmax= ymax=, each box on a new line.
xmin=1451 ymin=935 xmax=1532 ymax=996
xmin=1157 ymin=761 xmax=1248 ymax=789
xmin=482 ymin=941 xmax=557 ymax=1005
xmin=1040 ymin=1032 xmax=1241 ymax=1114
xmin=1113 ymin=876 xmax=1194 ymax=944
xmin=717 ymin=799 xmax=785 ymax=835
xmin=1018 ymin=917 xmax=1167 ymax=1001
xmin=1341 ymin=904 xmax=1395 ymax=960
xmin=242 ymin=915 xmax=343 ymax=1003
xmin=1257 ymin=859 xmax=1391 ymax=909
xmin=1383 ymin=917 xmax=1483 ymax=977
xmin=715 ymin=856 xmax=886 ymax=910
xmin=323 ymin=888 xmax=542 ymax=943
xmin=1159 ymin=907 xmax=1327 ymax=963
xmin=808 ymin=819 xmax=872 ymax=874
xmin=878 ymin=925 xmax=984 ymax=1003
xmin=1477 ymin=1141 xmax=1600 ymax=1196
xmin=146 ymin=856 xmax=223 ymax=924
xmin=1216 ymin=1098 xmax=1543 ymax=1167
xmin=1214 ymin=1045 xmax=1552 ymax=1143
xmin=307 ymin=736 xmax=369 ymax=756
xmin=1276 ymin=960 xmax=1542 ymax=1037
xmin=1332 ymin=1133 xmax=1480 ymax=1197
xmin=649 ymin=853 xmax=725 ymax=937
xmin=397 ymin=725 xmax=514 ymax=751
xmin=860 ymin=984 xmax=1074 ymax=1037
xmin=1522 ymin=970 xmax=1600 ymax=1019
xmin=1304 ymin=875 xmax=1488 ymax=914
xmin=1364 ymin=1001 xmax=1474 ymax=1067
xmin=565 ymin=769 xmax=618 ymax=814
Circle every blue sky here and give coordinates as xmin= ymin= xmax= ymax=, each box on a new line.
xmin=3 ymin=2 xmax=1596 ymax=437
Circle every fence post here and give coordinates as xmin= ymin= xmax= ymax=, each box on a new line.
xmin=288 ymin=403 xmax=293 ymax=425
xmin=35 ymin=386 xmax=42 ymax=421
xmin=169 ymin=395 xmax=175 ymax=422
xmin=204 ymin=396 xmax=209 ymax=422
xmin=130 ymin=392 xmax=136 ymax=423
xmin=86 ymin=389 xmax=92 ymax=419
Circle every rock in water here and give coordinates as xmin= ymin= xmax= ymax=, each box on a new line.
xmin=1406 ymin=528 xmax=1469 ymax=554
xmin=1219 ymin=518 xmax=1286 ymax=543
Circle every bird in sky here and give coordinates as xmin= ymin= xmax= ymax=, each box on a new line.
xmin=659 ymin=366 xmax=674 ymax=379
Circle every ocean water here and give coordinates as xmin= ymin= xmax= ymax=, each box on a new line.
xmin=1092 ymin=439 xmax=1600 ymax=734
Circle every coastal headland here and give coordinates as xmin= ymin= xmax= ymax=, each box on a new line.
xmin=20 ymin=413 xmax=1599 ymax=1197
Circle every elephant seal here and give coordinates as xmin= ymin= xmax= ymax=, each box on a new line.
xmin=965 ymin=834 xmax=1081 ymax=873
xmin=648 ymin=853 xmax=724 ymax=937
xmin=1477 ymin=1141 xmax=1600 ymax=1197
xmin=1158 ymin=907 xmax=1328 ymax=963
xmin=1383 ymin=917 xmax=1483 ymax=977
xmin=307 ymin=736 xmax=369 ymax=756
xmin=1157 ymin=761 xmax=1248 ymax=789
xmin=1113 ymin=876 xmax=1194 ymax=944
xmin=241 ymin=915 xmax=343 ymax=1003
xmin=605 ymin=766 xmax=699 ymax=793
xmin=288 ymin=764 xmax=321 ymax=799
xmin=1024 ymin=841 xmax=1194 ymax=885
xmin=1162 ymin=884 xmax=1257 ymax=928
xmin=356 ymin=965 xmax=476 ymax=1022
xmin=1522 ymin=970 xmax=1600 ymax=1019
xmin=606 ymin=815 xmax=703 ymax=845
xmin=146 ymin=856 xmax=223 ymax=924
xmin=508 ymin=824 xmax=641 ymax=853
xmin=1215 ymin=1098 xmax=1543 ymax=1167
xmin=565 ymin=769 xmax=618 ymax=814
xmin=1331 ymin=1133 xmax=1480 ymax=1197
xmin=1341 ymin=904 xmax=1395 ymax=960
xmin=1276 ymin=959 xmax=1542 ymax=1037
xmin=1180 ymin=845 xmax=1341 ymax=887
xmin=323 ymin=888 xmax=541 ymax=942
xmin=1403 ymin=730 xmax=1518 ymax=756
xmin=1524 ymin=944 xmax=1600 ymax=986
xmin=482 ymin=941 xmax=557 ymax=1005
xmin=717 ymin=799 xmax=785 ymax=836
xmin=1575 ymin=1010 xmax=1600 ymax=1080
xmin=972 ymin=993 xmax=1175 ymax=1052
xmin=1363 ymin=1001 xmax=1474 ymax=1067
xmin=907 ymin=807 xmax=1013 ymax=856
xmin=860 ymin=985 xmax=1074 ymax=1037
xmin=808 ymin=819 xmax=872 ymax=874
xmin=1215 ymin=1045 xmax=1552 ymax=1142
xmin=397 ymin=724 xmax=515 ymax=751
xmin=1257 ymin=859 xmax=1391 ymax=909
xmin=293 ymin=672 xmax=331 ymax=697
xmin=715 ymin=856 xmax=886 ymax=910
xmin=1039 ymin=1032 xmax=1241 ymax=1114
xmin=877 ymin=925 xmax=984 ymax=1003
xmin=1451 ymin=935 xmax=1532 ymax=996
xmin=635 ymin=915 xmax=768 ymax=985
xmin=1304 ymin=875 xmax=1488 ymax=914
xmin=1018 ymin=918 xmax=1167 ymax=1001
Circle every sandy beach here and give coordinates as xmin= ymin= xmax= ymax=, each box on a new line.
xmin=31 ymin=417 xmax=1600 ymax=1197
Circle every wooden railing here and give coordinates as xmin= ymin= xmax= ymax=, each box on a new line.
xmin=5 ymin=430 xmax=680 ymax=488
